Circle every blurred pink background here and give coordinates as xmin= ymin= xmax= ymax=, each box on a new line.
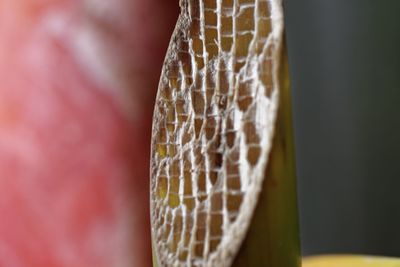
xmin=0 ymin=0 xmax=178 ymax=266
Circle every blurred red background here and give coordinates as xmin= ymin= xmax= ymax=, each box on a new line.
xmin=0 ymin=0 xmax=178 ymax=266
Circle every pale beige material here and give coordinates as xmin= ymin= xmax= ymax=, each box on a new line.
xmin=150 ymin=0 xmax=284 ymax=266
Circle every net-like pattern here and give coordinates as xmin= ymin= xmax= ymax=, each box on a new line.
xmin=150 ymin=0 xmax=284 ymax=266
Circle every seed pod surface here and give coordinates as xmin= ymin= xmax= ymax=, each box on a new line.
xmin=150 ymin=0 xmax=285 ymax=266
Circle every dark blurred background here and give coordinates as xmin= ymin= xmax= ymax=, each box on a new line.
xmin=284 ymin=0 xmax=400 ymax=256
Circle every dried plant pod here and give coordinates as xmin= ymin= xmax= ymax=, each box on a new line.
xmin=150 ymin=0 xmax=299 ymax=266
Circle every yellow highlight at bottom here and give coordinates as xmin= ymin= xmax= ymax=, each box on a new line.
xmin=303 ymin=255 xmax=400 ymax=267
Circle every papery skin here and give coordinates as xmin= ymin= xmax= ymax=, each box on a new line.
xmin=0 ymin=0 xmax=178 ymax=266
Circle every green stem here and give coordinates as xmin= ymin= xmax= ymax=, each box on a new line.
xmin=232 ymin=41 xmax=301 ymax=267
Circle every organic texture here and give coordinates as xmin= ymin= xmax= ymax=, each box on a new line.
xmin=150 ymin=0 xmax=285 ymax=266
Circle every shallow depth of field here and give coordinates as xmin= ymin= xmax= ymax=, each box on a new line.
xmin=0 ymin=0 xmax=399 ymax=266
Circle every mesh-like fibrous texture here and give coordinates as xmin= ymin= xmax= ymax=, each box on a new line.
xmin=150 ymin=0 xmax=284 ymax=266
